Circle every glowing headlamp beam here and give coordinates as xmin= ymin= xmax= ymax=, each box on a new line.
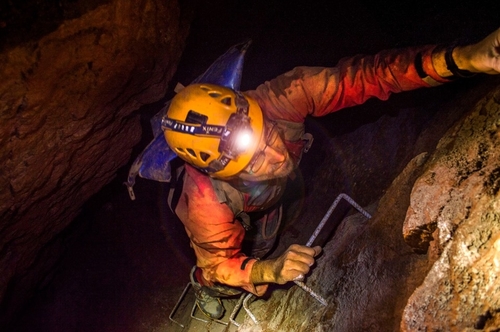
xmin=233 ymin=130 xmax=253 ymax=152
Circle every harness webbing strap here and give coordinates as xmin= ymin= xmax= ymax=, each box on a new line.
xmin=168 ymin=166 xmax=186 ymax=214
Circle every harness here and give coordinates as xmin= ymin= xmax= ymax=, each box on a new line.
xmin=167 ymin=119 xmax=313 ymax=230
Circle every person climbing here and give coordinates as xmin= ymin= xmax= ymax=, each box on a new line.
xmin=161 ymin=28 xmax=500 ymax=319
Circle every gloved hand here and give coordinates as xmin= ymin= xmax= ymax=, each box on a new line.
xmin=449 ymin=27 xmax=500 ymax=75
xmin=430 ymin=27 xmax=500 ymax=79
xmin=251 ymin=244 xmax=322 ymax=285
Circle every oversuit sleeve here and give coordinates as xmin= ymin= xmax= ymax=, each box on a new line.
xmin=246 ymin=45 xmax=449 ymax=122
xmin=175 ymin=165 xmax=268 ymax=295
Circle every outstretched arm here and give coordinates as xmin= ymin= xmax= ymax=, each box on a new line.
xmin=249 ymin=27 xmax=500 ymax=124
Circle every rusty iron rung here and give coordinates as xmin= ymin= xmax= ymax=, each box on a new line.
xmin=168 ymin=281 xmax=248 ymax=329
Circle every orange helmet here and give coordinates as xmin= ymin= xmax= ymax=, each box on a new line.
xmin=162 ymin=83 xmax=264 ymax=178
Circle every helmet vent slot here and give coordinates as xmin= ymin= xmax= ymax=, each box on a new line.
xmin=220 ymin=97 xmax=232 ymax=106
xmin=208 ymin=92 xmax=222 ymax=98
xmin=186 ymin=148 xmax=196 ymax=157
xmin=200 ymin=152 xmax=210 ymax=162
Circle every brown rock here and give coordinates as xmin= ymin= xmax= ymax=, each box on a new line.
xmin=0 ymin=0 xmax=189 ymax=321
xmin=401 ymin=85 xmax=500 ymax=331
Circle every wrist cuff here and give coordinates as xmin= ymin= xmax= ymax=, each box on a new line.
xmin=444 ymin=43 xmax=476 ymax=79
xmin=241 ymin=257 xmax=255 ymax=270
xmin=415 ymin=51 xmax=443 ymax=86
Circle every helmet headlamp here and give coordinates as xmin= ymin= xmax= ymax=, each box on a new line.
xmin=162 ymin=89 xmax=258 ymax=174
xmin=218 ymin=112 xmax=253 ymax=158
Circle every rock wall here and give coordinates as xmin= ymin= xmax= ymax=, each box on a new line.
xmin=237 ymin=78 xmax=500 ymax=331
xmin=401 ymin=83 xmax=500 ymax=330
xmin=0 ymin=0 xmax=190 ymax=325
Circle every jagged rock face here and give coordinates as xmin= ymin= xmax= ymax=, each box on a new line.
xmin=0 ymin=0 xmax=189 ymax=324
xmin=401 ymin=85 xmax=500 ymax=330
xmin=237 ymin=131 xmax=433 ymax=331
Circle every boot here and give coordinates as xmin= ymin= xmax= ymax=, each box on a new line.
xmin=190 ymin=266 xmax=225 ymax=319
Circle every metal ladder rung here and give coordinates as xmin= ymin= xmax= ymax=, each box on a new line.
xmin=169 ymin=282 xmax=247 ymax=329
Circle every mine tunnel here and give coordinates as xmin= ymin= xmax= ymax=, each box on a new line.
xmin=1 ymin=0 xmax=500 ymax=331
